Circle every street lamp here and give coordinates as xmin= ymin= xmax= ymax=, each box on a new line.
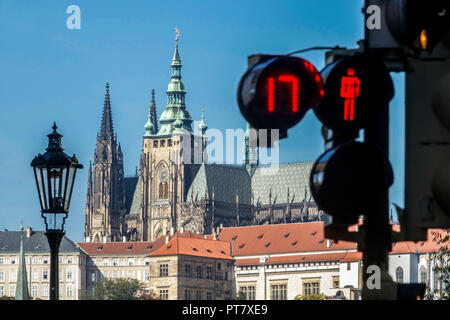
xmin=31 ymin=123 xmax=83 ymax=300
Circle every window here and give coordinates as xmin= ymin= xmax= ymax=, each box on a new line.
xmin=145 ymin=259 xmax=150 ymax=266
xmin=206 ymin=266 xmax=213 ymax=279
xmin=67 ymin=270 xmax=73 ymax=281
xmin=160 ymin=289 xmax=169 ymax=300
xmin=42 ymin=284 xmax=48 ymax=297
xmin=33 ymin=271 xmax=38 ymax=281
xmin=67 ymin=257 xmax=73 ymax=264
xmin=271 ymin=284 xmax=287 ymax=300
xmin=347 ymin=263 xmax=351 ymax=271
xmin=145 ymin=272 xmax=150 ymax=281
xmin=10 ymin=284 xmax=16 ymax=297
xmin=43 ymin=271 xmax=48 ymax=280
xmin=10 ymin=271 xmax=16 ymax=282
xmin=113 ymin=259 xmax=118 ymax=266
xmin=184 ymin=289 xmax=192 ymax=300
xmin=434 ymin=271 xmax=441 ymax=290
xmin=32 ymin=285 xmax=38 ymax=297
xmin=303 ymin=280 xmax=320 ymax=297
xmin=217 ymin=262 xmax=222 ymax=271
xmin=0 ymin=285 xmax=3 ymax=296
xmin=160 ymin=264 xmax=168 ymax=277
xmin=196 ymin=266 xmax=202 ymax=278
xmin=248 ymin=286 xmax=256 ymax=300
xmin=420 ymin=267 xmax=427 ymax=284
xmin=196 ymin=290 xmax=202 ymax=300
xmin=0 ymin=258 xmax=3 ymax=264
xmin=0 ymin=272 xmax=3 ymax=281
xmin=185 ymin=264 xmax=191 ymax=277
xmin=333 ymin=276 xmax=340 ymax=289
xmin=59 ymin=284 xmax=63 ymax=297
xmin=128 ymin=259 xmax=134 ymax=266
xmin=396 ymin=267 xmax=404 ymax=284
xmin=32 ymin=257 xmax=38 ymax=264
xmin=206 ymin=292 xmax=212 ymax=300
xmin=10 ymin=257 xmax=16 ymax=264
xmin=91 ymin=272 xmax=96 ymax=282
xmin=66 ymin=284 xmax=73 ymax=297
xmin=153 ymin=141 xmax=158 ymax=148
xmin=43 ymin=258 xmax=48 ymax=264
xmin=239 ymin=286 xmax=247 ymax=299
xmin=103 ymin=259 xmax=109 ymax=266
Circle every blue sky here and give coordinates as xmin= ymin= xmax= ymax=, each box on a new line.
xmin=0 ymin=0 xmax=404 ymax=241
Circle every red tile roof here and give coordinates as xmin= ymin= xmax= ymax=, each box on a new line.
xmin=149 ymin=235 xmax=234 ymax=260
xmin=219 ymin=222 xmax=356 ymax=256
xmin=77 ymin=230 xmax=207 ymax=255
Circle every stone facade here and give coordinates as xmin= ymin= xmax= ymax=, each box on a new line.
xmin=0 ymin=228 xmax=87 ymax=300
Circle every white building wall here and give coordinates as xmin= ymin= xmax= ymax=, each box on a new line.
xmin=339 ymin=261 xmax=359 ymax=288
xmin=388 ymin=254 xmax=412 ymax=283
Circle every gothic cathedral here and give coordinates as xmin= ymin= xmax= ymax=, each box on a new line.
xmin=84 ymin=37 xmax=322 ymax=243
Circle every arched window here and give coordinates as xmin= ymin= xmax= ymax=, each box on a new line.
xmin=396 ymin=267 xmax=403 ymax=284
xmin=433 ymin=270 xmax=441 ymax=290
xmin=420 ymin=266 xmax=427 ymax=284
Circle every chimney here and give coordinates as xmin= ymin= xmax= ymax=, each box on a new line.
xmin=230 ymin=240 xmax=234 ymax=257
xmin=163 ymin=226 xmax=168 ymax=237
xmin=26 ymin=227 xmax=32 ymax=238
xmin=165 ymin=235 xmax=169 ymax=244
xmin=103 ymin=236 xmax=107 ymax=243
xmin=203 ymin=235 xmax=207 ymax=240
xmin=326 ymin=239 xmax=332 ymax=248
xmin=213 ymin=230 xmax=217 ymax=240
xmin=170 ymin=227 xmax=174 ymax=236
xmin=180 ymin=226 xmax=184 ymax=234
xmin=122 ymin=236 xmax=127 ymax=242
xmin=86 ymin=236 xmax=91 ymax=242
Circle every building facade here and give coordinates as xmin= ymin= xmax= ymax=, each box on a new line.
xmin=148 ymin=233 xmax=233 ymax=300
xmin=0 ymin=228 xmax=87 ymax=300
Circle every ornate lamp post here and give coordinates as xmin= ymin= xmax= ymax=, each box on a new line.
xmin=31 ymin=123 xmax=83 ymax=300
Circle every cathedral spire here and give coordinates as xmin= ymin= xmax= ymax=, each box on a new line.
xmin=15 ymin=227 xmax=30 ymax=300
xmin=157 ymin=30 xmax=193 ymax=136
xmin=144 ymin=89 xmax=158 ymax=137
xmin=100 ymin=82 xmax=114 ymax=139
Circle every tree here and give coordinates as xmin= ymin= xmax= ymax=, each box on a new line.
xmin=294 ymin=293 xmax=331 ymax=300
xmin=83 ymin=277 xmax=159 ymax=300
xmin=235 ymin=291 xmax=247 ymax=300
xmin=425 ymin=230 xmax=450 ymax=300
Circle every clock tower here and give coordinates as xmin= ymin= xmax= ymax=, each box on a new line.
xmin=137 ymin=35 xmax=206 ymax=241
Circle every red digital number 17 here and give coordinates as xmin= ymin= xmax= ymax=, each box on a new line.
xmin=267 ymin=75 xmax=299 ymax=113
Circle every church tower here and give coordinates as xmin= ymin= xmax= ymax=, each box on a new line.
xmin=84 ymin=83 xmax=126 ymax=242
xmin=139 ymin=33 xmax=205 ymax=241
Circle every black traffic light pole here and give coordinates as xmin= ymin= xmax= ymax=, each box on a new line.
xmin=361 ymin=1 xmax=394 ymax=299
xmin=361 ymin=100 xmax=394 ymax=300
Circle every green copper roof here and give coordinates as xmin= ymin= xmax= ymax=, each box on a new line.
xmin=156 ymin=39 xmax=193 ymax=136
xmin=15 ymin=231 xmax=30 ymax=300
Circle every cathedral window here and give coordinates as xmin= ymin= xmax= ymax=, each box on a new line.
xmin=153 ymin=141 xmax=158 ymax=148
xmin=168 ymin=139 xmax=172 ymax=147
xmin=160 ymin=140 xmax=166 ymax=147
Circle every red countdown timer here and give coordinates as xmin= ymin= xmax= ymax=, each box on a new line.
xmin=237 ymin=56 xmax=324 ymax=132
xmin=314 ymin=56 xmax=393 ymax=134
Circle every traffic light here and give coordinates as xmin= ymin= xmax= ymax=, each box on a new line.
xmin=237 ymin=54 xmax=324 ymax=139
xmin=310 ymin=141 xmax=393 ymax=223
xmin=310 ymin=54 xmax=394 ymax=228
xmin=313 ymin=55 xmax=394 ymax=135
xmin=386 ymin=0 xmax=450 ymax=52
xmin=402 ymin=38 xmax=450 ymax=241
xmin=365 ymin=0 xmax=450 ymax=55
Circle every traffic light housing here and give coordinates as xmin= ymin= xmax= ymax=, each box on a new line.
xmin=386 ymin=0 xmax=450 ymax=52
xmin=402 ymin=38 xmax=450 ymax=241
xmin=365 ymin=0 xmax=450 ymax=55
xmin=310 ymin=53 xmax=394 ymax=237
xmin=310 ymin=141 xmax=393 ymax=224
xmin=314 ymin=55 xmax=394 ymax=135
xmin=237 ymin=55 xmax=324 ymax=138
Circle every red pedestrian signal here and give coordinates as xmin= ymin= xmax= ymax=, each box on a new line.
xmin=237 ymin=55 xmax=324 ymax=135
xmin=314 ymin=56 xmax=393 ymax=135
xmin=340 ymin=68 xmax=360 ymax=122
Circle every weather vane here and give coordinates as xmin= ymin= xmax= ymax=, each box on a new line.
xmin=175 ymin=27 xmax=180 ymax=42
